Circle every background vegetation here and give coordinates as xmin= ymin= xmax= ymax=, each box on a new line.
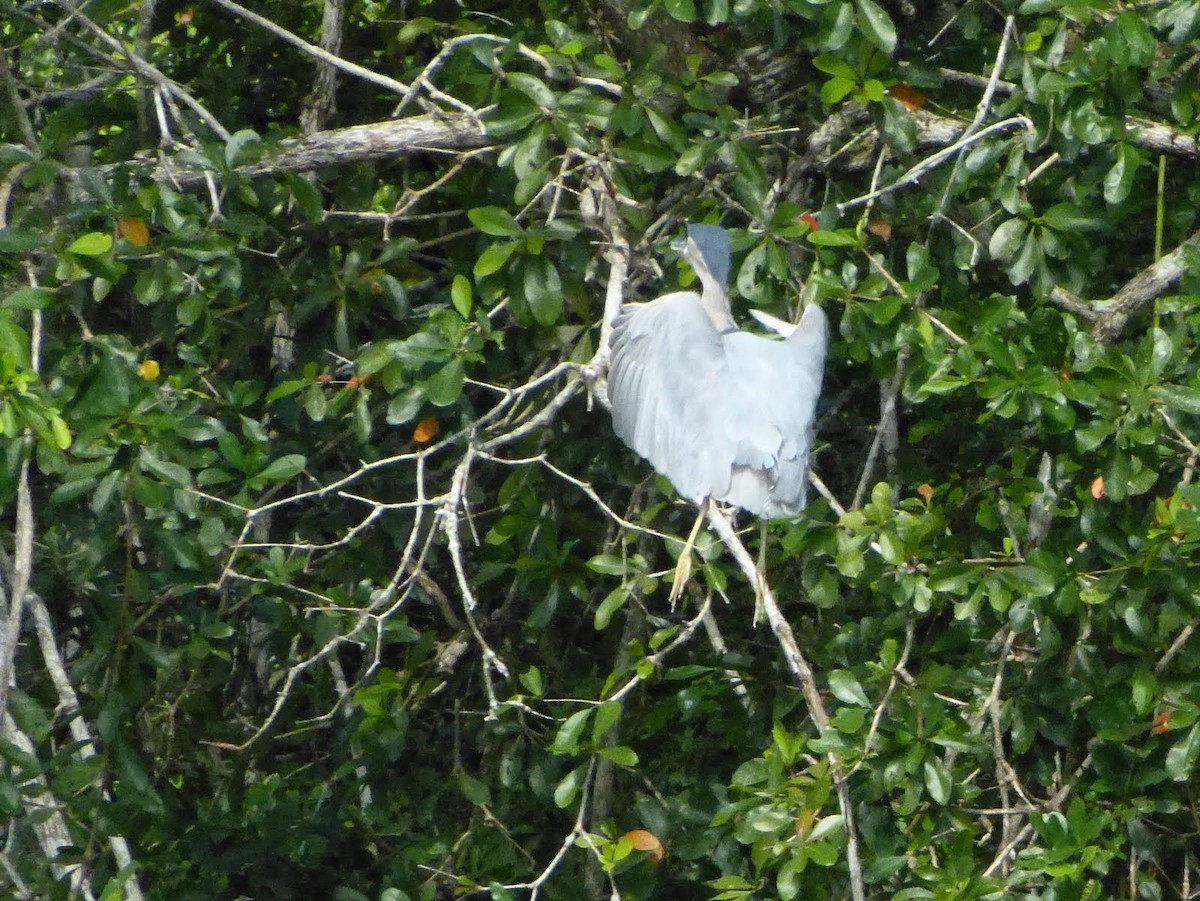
xmin=3 ymin=0 xmax=1200 ymax=898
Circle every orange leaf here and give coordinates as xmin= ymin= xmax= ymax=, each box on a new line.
xmin=623 ymin=829 xmax=664 ymax=863
xmin=316 ymin=373 xmax=332 ymax=383
xmin=175 ymin=8 xmax=194 ymax=25
xmin=917 ymin=483 xmax=933 ymax=501
xmin=413 ymin=416 xmax=439 ymax=443
xmin=1152 ymin=710 xmax=1173 ymax=734
xmin=345 ymin=375 xmax=366 ymax=390
xmin=1090 ymin=476 xmax=1106 ymax=500
xmin=866 ymin=217 xmax=892 ymax=240
xmin=800 ymin=211 xmax=820 ymax=232
xmin=887 ymin=83 xmax=926 ymax=110
xmin=118 ymin=216 xmax=150 ymax=247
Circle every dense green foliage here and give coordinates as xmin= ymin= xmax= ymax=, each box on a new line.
xmin=4 ymin=0 xmax=1200 ymax=898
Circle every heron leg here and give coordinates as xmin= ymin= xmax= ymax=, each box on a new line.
xmin=668 ymin=503 xmax=708 ymax=610
xmin=753 ymin=518 xmax=769 ymax=626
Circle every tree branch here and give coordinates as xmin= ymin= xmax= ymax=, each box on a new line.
xmin=145 ymin=115 xmax=491 ymax=189
xmin=1090 ymin=229 xmax=1200 ymax=343
xmin=704 ymin=504 xmax=866 ymax=901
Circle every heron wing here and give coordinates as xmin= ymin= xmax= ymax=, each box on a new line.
xmin=608 ymin=292 xmax=737 ymax=505
xmin=719 ymin=304 xmax=828 ymax=518
xmin=609 ymin=297 xmax=828 ymax=519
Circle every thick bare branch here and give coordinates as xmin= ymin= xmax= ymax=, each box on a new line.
xmin=148 ymin=115 xmax=492 ymax=189
xmin=1089 ymin=229 xmax=1200 ymax=344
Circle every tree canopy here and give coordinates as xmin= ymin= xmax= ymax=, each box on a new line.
xmin=4 ymin=0 xmax=1200 ymax=898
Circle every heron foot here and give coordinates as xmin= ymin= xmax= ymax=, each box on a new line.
xmin=668 ymin=505 xmax=708 ymax=611
xmin=752 ymin=568 xmax=768 ymax=626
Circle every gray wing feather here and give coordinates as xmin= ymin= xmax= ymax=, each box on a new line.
xmin=609 ymin=297 xmax=829 ymax=519
xmin=608 ymin=293 xmax=734 ymax=505
xmin=716 ymin=304 xmax=828 ymax=518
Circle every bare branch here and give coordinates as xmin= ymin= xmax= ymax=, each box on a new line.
xmin=704 ymin=503 xmax=866 ymax=901
xmin=837 ymin=116 xmax=1034 ymax=214
xmin=149 ymin=115 xmax=493 ymax=190
xmin=300 ymin=0 xmax=345 ymax=135
xmin=1090 ymin=229 xmax=1200 ymax=343
xmin=207 ymin=0 xmax=412 ymax=99
xmin=68 ymin=7 xmax=232 ymax=140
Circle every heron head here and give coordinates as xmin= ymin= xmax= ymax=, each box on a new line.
xmin=672 ymin=224 xmax=731 ymax=288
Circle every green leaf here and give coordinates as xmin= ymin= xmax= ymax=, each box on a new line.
xmin=857 ymin=0 xmax=897 ymax=53
xmin=451 ymin=274 xmax=472 ymax=319
xmin=1156 ymin=384 xmax=1200 ymax=415
xmin=485 ymin=93 xmax=541 ymax=136
xmin=304 ymin=382 xmax=328 ymax=421
xmin=808 ymin=229 xmax=858 ymax=247
xmin=924 ymin=756 xmax=953 ymax=804
xmin=1103 ymin=143 xmax=1140 ymax=205
xmin=812 ymin=54 xmax=857 ymax=80
xmin=617 ymin=138 xmax=676 ymax=173
xmin=425 ymin=358 xmax=465 ymax=406
xmin=1038 ymin=72 xmax=1085 ymax=94
xmin=881 ymin=95 xmax=917 ymax=152
xmin=387 ymin=386 xmax=424 ymax=425
xmin=453 ymin=770 xmax=492 ymax=805
xmin=1166 ymin=724 xmax=1200 ymax=781
xmin=523 ymin=257 xmax=564 ymax=326
xmin=475 ymin=240 xmax=520 ymax=278
xmin=587 ymin=554 xmax=628 ymax=576
xmin=49 ymin=478 xmax=97 ymax=506
xmin=7 ymin=690 xmax=50 ymax=742
xmin=1130 ymin=668 xmax=1156 ymax=716
xmin=593 ymin=700 xmax=621 ymax=743
xmin=256 ymin=454 xmax=306 ymax=482
xmin=114 ymin=742 xmax=164 ymax=814
xmin=989 ymin=218 xmax=1027 ymax=261
xmin=828 ymin=670 xmax=871 ymax=707
xmin=519 ymin=666 xmax=543 ymax=696
xmin=747 ymin=804 xmax=793 ymax=832
xmin=598 ymin=745 xmax=639 ymax=766
xmin=68 ymin=232 xmax=113 ymax=255
xmin=1042 ymin=204 xmax=1104 ymax=233
xmin=505 ymin=72 xmax=556 ymax=109
xmin=552 ymin=708 xmax=592 ymax=755
xmin=1007 ymin=231 xmax=1040 ymax=285
xmin=285 ymin=173 xmax=324 ymax=222
xmin=225 ymin=128 xmax=262 ymax=167
xmin=50 ymin=414 xmax=71 ymax=450
xmin=820 ymin=76 xmax=857 ymax=105
xmin=2 ymin=287 xmax=53 ymax=310
xmin=1009 ymin=564 xmax=1056 ymax=596
xmin=468 ymin=207 xmax=523 ymax=238
xmin=0 ymin=228 xmax=41 ymax=252
xmin=663 ymin=0 xmax=696 ymax=21
xmin=594 ymin=587 xmax=627 ymax=630
xmin=140 ymin=450 xmax=192 ymax=488
xmin=553 ymin=764 xmax=586 ymax=808
xmin=675 ymin=140 xmax=718 ymax=176
xmin=91 ymin=470 xmax=123 ymax=514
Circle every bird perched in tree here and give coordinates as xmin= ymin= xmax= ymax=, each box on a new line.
xmin=607 ymin=224 xmax=828 ymax=519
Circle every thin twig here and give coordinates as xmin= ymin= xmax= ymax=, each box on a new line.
xmin=837 ymin=116 xmax=1033 ymax=214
